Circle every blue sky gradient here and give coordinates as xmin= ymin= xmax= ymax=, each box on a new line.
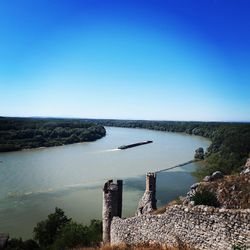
xmin=0 ymin=0 xmax=249 ymax=121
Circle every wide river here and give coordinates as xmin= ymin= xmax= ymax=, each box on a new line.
xmin=0 ymin=127 xmax=210 ymax=238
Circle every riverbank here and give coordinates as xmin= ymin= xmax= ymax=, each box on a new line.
xmin=0 ymin=117 xmax=106 ymax=152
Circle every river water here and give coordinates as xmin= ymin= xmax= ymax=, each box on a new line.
xmin=0 ymin=127 xmax=210 ymax=238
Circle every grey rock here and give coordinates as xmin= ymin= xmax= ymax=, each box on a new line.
xmin=194 ymin=147 xmax=204 ymax=160
xmin=241 ymin=168 xmax=250 ymax=175
xmin=203 ymin=175 xmax=212 ymax=182
xmin=211 ymin=171 xmax=223 ymax=180
xmin=190 ymin=183 xmax=200 ymax=190
xmin=189 ymin=201 xmax=195 ymax=207
xmin=245 ymin=158 xmax=250 ymax=168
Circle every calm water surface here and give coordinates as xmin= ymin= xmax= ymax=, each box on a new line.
xmin=0 ymin=127 xmax=210 ymax=238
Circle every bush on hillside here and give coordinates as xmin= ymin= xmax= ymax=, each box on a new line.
xmin=33 ymin=207 xmax=71 ymax=248
xmin=6 ymin=208 xmax=102 ymax=250
xmin=6 ymin=238 xmax=39 ymax=250
xmin=191 ymin=190 xmax=220 ymax=207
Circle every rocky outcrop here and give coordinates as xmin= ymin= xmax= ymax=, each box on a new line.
xmin=183 ymin=171 xmax=224 ymax=206
xmin=203 ymin=171 xmax=224 ymax=182
xmin=241 ymin=157 xmax=250 ymax=175
xmin=184 ymin=171 xmax=250 ymax=209
xmin=245 ymin=158 xmax=250 ymax=168
xmin=111 ymin=205 xmax=250 ymax=250
xmin=194 ymin=147 xmax=204 ymax=160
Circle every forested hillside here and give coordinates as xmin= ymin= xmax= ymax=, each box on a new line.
xmin=0 ymin=117 xmax=106 ymax=152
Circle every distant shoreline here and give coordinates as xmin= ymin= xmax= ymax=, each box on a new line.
xmin=0 ymin=117 xmax=106 ymax=152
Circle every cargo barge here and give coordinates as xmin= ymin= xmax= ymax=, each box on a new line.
xmin=118 ymin=140 xmax=153 ymax=150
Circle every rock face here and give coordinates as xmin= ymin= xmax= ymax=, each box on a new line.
xmin=136 ymin=173 xmax=157 ymax=216
xmin=194 ymin=147 xmax=204 ymax=160
xmin=190 ymin=183 xmax=200 ymax=190
xmin=202 ymin=171 xmax=224 ymax=182
xmin=185 ymin=172 xmax=250 ymax=209
xmin=184 ymin=171 xmax=223 ymax=206
xmin=245 ymin=158 xmax=250 ymax=168
xmin=211 ymin=171 xmax=223 ymax=180
xmin=203 ymin=175 xmax=212 ymax=182
xmin=111 ymin=205 xmax=250 ymax=250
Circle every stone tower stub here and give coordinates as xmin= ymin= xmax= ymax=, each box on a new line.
xmin=136 ymin=172 xmax=157 ymax=215
xmin=146 ymin=172 xmax=156 ymax=193
xmin=102 ymin=179 xmax=123 ymax=244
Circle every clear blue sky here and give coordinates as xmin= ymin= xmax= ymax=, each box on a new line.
xmin=0 ymin=0 xmax=249 ymax=121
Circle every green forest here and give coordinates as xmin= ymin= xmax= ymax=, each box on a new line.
xmin=0 ymin=117 xmax=106 ymax=152
xmin=89 ymin=119 xmax=250 ymax=178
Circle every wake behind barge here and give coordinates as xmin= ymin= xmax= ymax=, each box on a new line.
xmin=118 ymin=140 xmax=153 ymax=150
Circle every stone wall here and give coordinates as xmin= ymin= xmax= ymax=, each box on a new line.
xmin=103 ymin=180 xmax=123 ymax=244
xmin=111 ymin=205 xmax=250 ymax=250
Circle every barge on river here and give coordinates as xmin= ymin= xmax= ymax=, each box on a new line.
xmin=118 ymin=140 xmax=153 ymax=150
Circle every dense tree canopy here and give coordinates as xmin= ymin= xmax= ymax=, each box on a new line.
xmin=0 ymin=117 xmax=106 ymax=152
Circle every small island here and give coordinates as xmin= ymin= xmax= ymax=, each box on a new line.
xmin=0 ymin=117 xmax=106 ymax=152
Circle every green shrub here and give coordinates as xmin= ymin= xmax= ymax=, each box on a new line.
xmin=30 ymin=208 xmax=102 ymax=249
xmin=6 ymin=238 xmax=39 ymax=250
xmin=191 ymin=190 xmax=220 ymax=207
xmin=33 ymin=207 xmax=71 ymax=248
xmin=51 ymin=219 xmax=102 ymax=250
xmin=50 ymin=222 xmax=90 ymax=250
xmin=232 ymin=243 xmax=247 ymax=250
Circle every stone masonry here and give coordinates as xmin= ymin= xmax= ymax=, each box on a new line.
xmin=102 ymin=179 xmax=123 ymax=244
xmin=136 ymin=172 xmax=157 ymax=216
xmin=111 ymin=205 xmax=250 ymax=250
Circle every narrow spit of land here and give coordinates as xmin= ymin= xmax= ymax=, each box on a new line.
xmin=155 ymin=160 xmax=196 ymax=173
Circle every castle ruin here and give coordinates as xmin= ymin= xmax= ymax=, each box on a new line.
xmin=102 ymin=173 xmax=157 ymax=243
xmin=103 ymin=170 xmax=250 ymax=249
xmin=102 ymin=179 xmax=123 ymax=244
xmin=136 ymin=172 xmax=157 ymax=215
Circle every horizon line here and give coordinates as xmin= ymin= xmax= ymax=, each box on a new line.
xmin=1 ymin=115 xmax=250 ymax=124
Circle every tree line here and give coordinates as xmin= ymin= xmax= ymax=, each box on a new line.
xmin=0 ymin=117 xmax=106 ymax=152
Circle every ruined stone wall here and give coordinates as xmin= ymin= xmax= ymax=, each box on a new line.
xmin=136 ymin=172 xmax=157 ymax=216
xmin=103 ymin=180 xmax=123 ymax=244
xmin=111 ymin=205 xmax=250 ymax=250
